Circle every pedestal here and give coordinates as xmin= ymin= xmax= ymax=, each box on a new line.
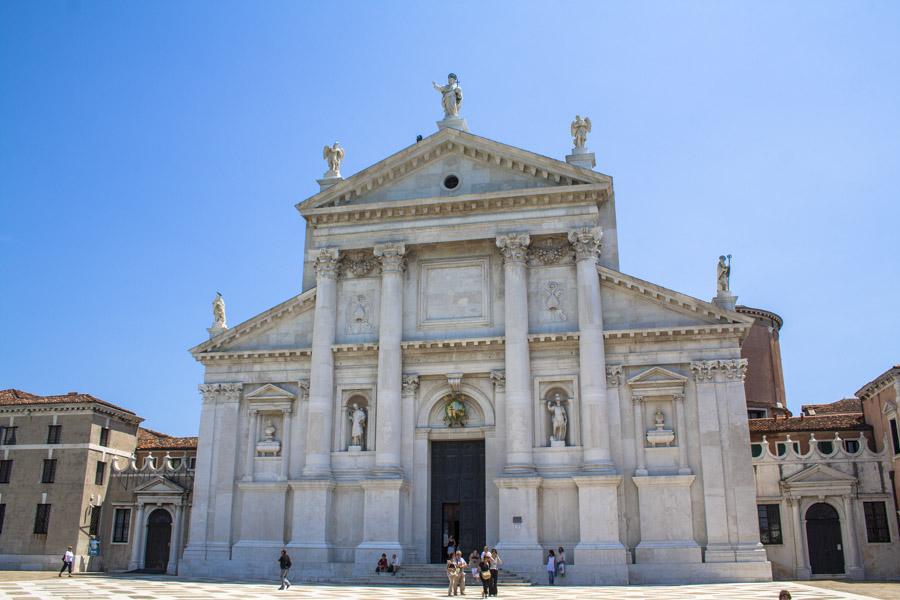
xmin=565 ymin=149 xmax=596 ymax=169
xmin=495 ymin=477 xmax=544 ymax=567
xmin=317 ymin=175 xmax=342 ymax=191
xmin=550 ymin=440 xmax=566 ymax=448
xmin=632 ymin=475 xmax=701 ymax=563
xmin=712 ymin=291 xmax=738 ymax=311
xmin=207 ymin=325 xmax=227 ymax=339
xmin=287 ymin=479 xmax=334 ymax=562
xmin=354 ymin=478 xmax=407 ymax=568
xmin=437 ymin=116 xmax=469 ymax=132
xmin=572 ymin=475 xmax=628 ymax=566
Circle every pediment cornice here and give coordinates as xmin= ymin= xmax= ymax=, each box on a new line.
xmin=297 ymin=128 xmax=611 ymax=214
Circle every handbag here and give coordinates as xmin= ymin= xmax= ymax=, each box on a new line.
xmin=480 ymin=570 xmax=492 ymax=580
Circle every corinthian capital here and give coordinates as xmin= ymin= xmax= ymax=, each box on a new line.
xmin=314 ymin=248 xmax=340 ymax=280
xmin=401 ymin=374 xmax=420 ymax=396
xmin=496 ymin=233 xmax=531 ymax=265
xmin=373 ymin=242 xmax=407 ymax=273
xmin=568 ymin=227 xmax=603 ymax=261
xmin=720 ymin=358 xmax=749 ymax=381
xmin=198 ymin=382 xmax=243 ymax=403
xmin=690 ymin=361 xmax=718 ymax=383
xmin=490 ymin=370 xmax=506 ymax=391
xmin=606 ymin=365 xmax=623 ymax=387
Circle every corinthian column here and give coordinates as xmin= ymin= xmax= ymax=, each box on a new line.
xmin=373 ymin=242 xmax=406 ymax=475
xmin=303 ymin=248 xmax=340 ymax=477
xmin=569 ymin=227 xmax=613 ymax=470
xmin=496 ymin=233 xmax=534 ymax=473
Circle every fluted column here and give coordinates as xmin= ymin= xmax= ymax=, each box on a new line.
xmin=243 ymin=409 xmax=258 ymax=482
xmin=373 ymin=243 xmax=406 ymax=476
xmin=569 ymin=227 xmax=612 ymax=470
xmin=496 ymin=233 xmax=534 ymax=473
xmin=303 ymin=248 xmax=340 ymax=477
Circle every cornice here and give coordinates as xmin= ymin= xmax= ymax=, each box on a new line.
xmin=301 ymin=184 xmax=607 ymax=228
xmin=856 ymin=366 xmax=900 ymax=401
xmin=298 ymin=128 xmax=610 ymax=212
xmin=0 ymin=402 xmax=143 ymax=425
xmin=735 ymin=305 xmax=784 ymax=330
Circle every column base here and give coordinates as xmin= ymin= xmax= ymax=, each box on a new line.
xmin=573 ymin=542 xmax=628 ymax=565
xmin=285 ymin=542 xmax=331 ymax=563
xmin=636 ymin=540 xmax=702 ymax=563
xmin=704 ymin=543 xmax=736 ymax=562
xmin=288 ymin=479 xmax=334 ymax=562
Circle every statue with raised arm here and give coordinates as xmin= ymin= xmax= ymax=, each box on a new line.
xmin=571 ymin=115 xmax=592 ymax=149
xmin=717 ymin=255 xmax=731 ymax=292
xmin=546 ymin=393 xmax=568 ymax=444
xmin=348 ymin=403 xmax=367 ymax=447
xmin=432 ymin=73 xmax=463 ymax=118
xmin=212 ymin=292 xmax=227 ymax=328
xmin=322 ymin=142 xmax=345 ymax=178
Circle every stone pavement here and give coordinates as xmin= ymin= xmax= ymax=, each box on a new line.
xmin=0 ymin=574 xmax=889 ymax=600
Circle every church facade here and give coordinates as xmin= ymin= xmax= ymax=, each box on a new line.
xmin=181 ymin=90 xmax=773 ymax=584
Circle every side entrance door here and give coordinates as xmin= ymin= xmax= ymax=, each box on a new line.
xmin=144 ymin=508 xmax=172 ymax=572
xmin=806 ymin=502 xmax=845 ymax=575
xmin=430 ymin=440 xmax=485 ymax=563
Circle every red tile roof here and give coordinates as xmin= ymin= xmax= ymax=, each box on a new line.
xmin=801 ymin=398 xmax=862 ymax=416
xmin=137 ymin=427 xmax=198 ymax=450
xmin=749 ymin=413 xmax=869 ymax=433
xmin=0 ymin=388 xmax=137 ymax=416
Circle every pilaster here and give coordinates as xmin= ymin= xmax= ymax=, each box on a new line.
xmin=494 ymin=476 xmax=543 ymax=566
xmin=573 ymin=474 xmax=628 ymax=572
xmin=287 ymin=479 xmax=335 ymax=562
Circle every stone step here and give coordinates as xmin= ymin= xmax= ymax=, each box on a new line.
xmin=295 ymin=565 xmax=534 ymax=587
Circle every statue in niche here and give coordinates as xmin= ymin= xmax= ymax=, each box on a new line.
xmin=432 ymin=73 xmax=463 ymax=118
xmin=212 ymin=292 xmax=227 ymax=328
xmin=443 ymin=393 xmax=468 ymax=428
xmin=546 ymin=393 xmax=568 ymax=445
xmin=654 ymin=407 xmax=665 ymax=429
xmin=348 ymin=403 xmax=367 ymax=447
xmin=571 ymin=115 xmax=592 ymax=149
xmin=544 ymin=281 xmax=567 ymax=321
xmin=348 ymin=294 xmax=373 ymax=334
xmin=262 ymin=420 xmax=277 ymax=442
xmin=322 ymin=142 xmax=345 ymax=178
xmin=256 ymin=418 xmax=281 ymax=456
xmin=717 ymin=254 xmax=732 ymax=292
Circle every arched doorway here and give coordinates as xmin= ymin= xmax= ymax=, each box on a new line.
xmin=806 ymin=502 xmax=845 ymax=575
xmin=144 ymin=508 xmax=172 ymax=572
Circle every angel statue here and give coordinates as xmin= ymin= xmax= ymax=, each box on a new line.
xmin=571 ymin=115 xmax=591 ymax=149
xmin=323 ymin=142 xmax=344 ymax=178
xmin=717 ymin=254 xmax=732 ymax=292
xmin=432 ymin=73 xmax=463 ymax=118
xmin=348 ymin=403 xmax=367 ymax=447
xmin=212 ymin=292 xmax=227 ymax=328
xmin=546 ymin=393 xmax=568 ymax=444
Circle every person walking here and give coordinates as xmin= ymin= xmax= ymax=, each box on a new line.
xmin=447 ymin=535 xmax=456 ymax=561
xmin=546 ymin=549 xmax=556 ymax=586
xmin=556 ymin=546 xmax=566 ymax=578
xmin=488 ymin=549 xmax=499 ymax=596
xmin=58 ymin=546 xmax=74 ymax=577
xmin=477 ymin=555 xmax=492 ymax=598
xmin=447 ymin=556 xmax=460 ymax=596
xmin=453 ymin=550 xmax=467 ymax=595
xmin=277 ymin=549 xmax=292 ymax=590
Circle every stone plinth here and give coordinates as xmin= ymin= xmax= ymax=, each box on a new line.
xmin=633 ymin=474 xmax=701 ymax=563
xmin=566 ymin=148 xmax=596 ymax=169
xmin=713 ymin=291 xmax=738 ymax=311
xmin=437 ymin=116 xmax=469 ymax=132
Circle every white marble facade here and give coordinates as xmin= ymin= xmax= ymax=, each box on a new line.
xmin=181 ymin=124 xmax=772 ymax=584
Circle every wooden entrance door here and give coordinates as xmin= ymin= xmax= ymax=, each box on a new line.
xmin=806 ymin=502 xmax=845 ymax=575
xmin=430 ymin=440 xmax=485 ymax=563
xmin=144 ymin=508 xmax=172 ymax=572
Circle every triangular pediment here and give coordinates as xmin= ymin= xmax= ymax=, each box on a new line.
xmin=134 ymin=476 xmax=186 ymax=495
xmin=245 ymin=383 xmax=294 ymax=401
xmin=784 ymin=463 xmax=857 ymax=485
xmin=190 ymin=288 xmax=317 ymax=356
xmin=599 ymin=267 xmax=754 ymax=333
xmin=628 ymin=366 xmax=688 ymax=386
xmin=299 ymin=128 xmax=610 ymax=212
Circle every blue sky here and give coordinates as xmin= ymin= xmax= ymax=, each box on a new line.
xmin=1 ymin=1 xmax=898 ymax=436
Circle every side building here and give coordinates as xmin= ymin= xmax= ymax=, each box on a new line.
xmin=0 ymin=389 xmax=142 ymax=572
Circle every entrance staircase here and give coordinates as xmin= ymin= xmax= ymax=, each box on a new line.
xmin=301 ymin=563 xmax=534 ymax=587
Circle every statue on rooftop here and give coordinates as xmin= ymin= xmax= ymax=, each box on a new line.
xmin=212 ymin=292 xmax=227 ymax=328
xmin=322 ymin=142 xmax=345 ymax=178
xmin=717 ymin=255 xmax=732 ymax=292
xmin=433 ymin=73 xmax=463 ymax=118
xmin=571 ymin=115 xmax=592 ymax=150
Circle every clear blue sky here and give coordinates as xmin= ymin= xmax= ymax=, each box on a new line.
xmin=1 ymin=2 xmax=898 ymax=436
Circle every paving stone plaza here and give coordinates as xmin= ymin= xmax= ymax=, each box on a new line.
xmin=0 ymin=575 xmax=896 ymax=600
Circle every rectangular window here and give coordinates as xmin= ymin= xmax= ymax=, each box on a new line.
xmin=112 ymin=508 xmax=131 ymax=543
xmin=890 ymin=419 xmax=900 ymax=455
xmin=95 ymin=461 xmax=106 ymax=485
xmin=47 ymin=425 xmax=61 ymax=444
xmin=89 ymin=505 xmax=101 ymax=536
xmin=757 ymin=504 xmax=783 ymax=544
xmin=864 ymin=501 xmax=891 ymax=543
xmin=844 ymin=439 xmax=860 ymax=453
xmin=747 ymin=409 xmax=767 ymax=419
xmin=33 ymin=503 xmax=51 ymax=534
xmin=41 ymin=459 xmax=57 ymax=484
xmin=99 ymin=427 xmax=110 ymax=447
xmin=0 ymin=503 xmax=5 ymax=535
xmin=186 ymin=456 xmax=196 ymax=469
xmin=0 ymin=426 xmax=17 ymax=445
xmin=0 ymin=460 xmax=12 ymax=484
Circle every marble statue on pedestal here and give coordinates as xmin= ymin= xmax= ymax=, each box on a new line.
xmin=348 ymin=403 xmax=367 ymax=448
xmin=432 ymin=73 xmax=463 ymax=118
xmin=717 ymin=255 xmax=732 ymax=292
xmin=256 ymin=419 xmax=281 ymax=456
xmin=322 ymin=143 xmax=345 ymax=178
xmin=571 ymin=115 xmax=591 ymax=149
xmin=547 ymin=393 xmax=568 ymax=445
xmin=212 ymin=292 xmax=227 ymax=328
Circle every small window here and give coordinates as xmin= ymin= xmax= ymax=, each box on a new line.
xmin=0 ymin=503 xmax=5 ymax=535
xmin=776 ymin=442 xmax=800 ymax=456
xmin=47 ymin=425 xmax=61 ymax=444
xmin=890 ymin=419 xmax=900 ymax=455
xmin=33 ymin=503 xmax=51 ymax=534
xmin=89 ymin=505 xmax=101 ymax=536
xmin=864 ymin=502 xmax=891 ymax=543
xmin=757 ymin=504 xmax=783 ymax=544
xmin=844 ymin=439 xmax=860 ymax=453
xmin=113 ymin=508 xmax=131 ymax=543
xmin=751 ymin=444 xmax=763 ymax=458
xmin=817 ymin=441 xmax=834 ymax=454
xmin=0 ymin=460 xmax=12 ymax=484
xmin=95 ymin=461 xmax=106 ymax=485
xmin=442 ymin=174 xmax=460 ymax=190
xmin=186 ymin=457 xmax=196 ymax=469
xmin=99 ymin=427 xmax=110 ymax=447
xmin=41 ymin=459 xmax=57 ymax=484
xmin=748 ymin=409 xmax=767 ymax=419
xmin=0 ymin=426 xmax=17 ymax=446
xmin=169 ymin=458 xmax=182 ymax=470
